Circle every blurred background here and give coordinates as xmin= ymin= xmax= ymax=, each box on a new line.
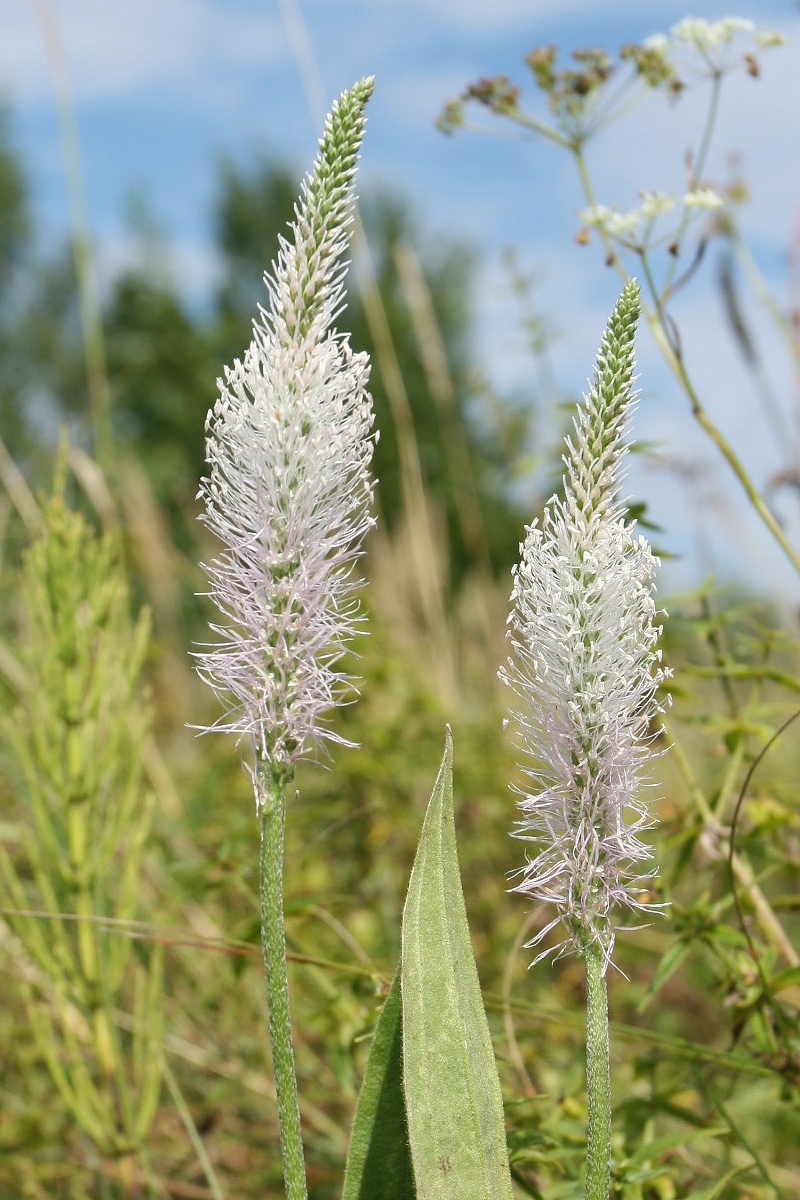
xmin=2 ymin=0 xmax=800 ymax=592
xmin=1 ymin=2 xmax=800 ymax=1197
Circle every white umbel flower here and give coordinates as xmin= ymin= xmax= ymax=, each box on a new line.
xmin=500 ymin=280 xmax=670 ymax=967
xmin=197 ymin=78 xmax=376 ymax=785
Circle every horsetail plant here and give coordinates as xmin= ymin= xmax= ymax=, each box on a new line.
xmin=500 ymin=279 xmax=670 ymax=1199
xmin=0 ymin=478 xmax=162 ymax=1192
xmin=196 ymin=78 xmax=376 ymax=1200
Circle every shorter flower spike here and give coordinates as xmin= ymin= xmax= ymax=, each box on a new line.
xmin=499 ymin=279 xmax=670 ymax=968
xmin=196 ymin=78 xmax=376 ymax=787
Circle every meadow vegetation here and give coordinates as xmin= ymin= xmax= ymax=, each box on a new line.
xmin=1 ymin=18 xmax=799 ymax=1199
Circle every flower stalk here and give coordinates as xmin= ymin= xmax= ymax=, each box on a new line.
xmin=584 ymin=941 xmax=612 ymax=1200
xmin=196 ymin=77 xmax=376 ymax=1199
xmin=258 ymin=767 xmax=305 ymax=1199
xmin=501 ymin=279 xmax=669 ymax=1196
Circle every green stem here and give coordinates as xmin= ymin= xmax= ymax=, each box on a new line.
xmin=68 ymin=798 xmax=133 ymax=1155
xmin=650 ymin=315 xmax=800 ymax=579
xmin=32 ymin=0 xmax=115 ymax=479
xmin=162 ymin=1055 xmax=225 ymax=1200
xmin=662 ymin=69 xmax=722 ymax=293
xmin=584 ymin=941 xmax=611 ymax=1200
xmin=572 ymin=140 xmax=800 ymax=581
xmin=258 ymin=767 xmax=308 ymax=1200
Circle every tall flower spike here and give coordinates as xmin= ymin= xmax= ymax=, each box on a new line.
xmin=499 ymin=279 xmax=670 ymax=969
xmin=197 ymin=78 xmax=376 ymax=791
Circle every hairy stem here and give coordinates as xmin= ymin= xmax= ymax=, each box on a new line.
xmin=258 ymin=767 xmax=308 ymax=1200
xmin=584 ymin=941 xmax=611 ymax=1200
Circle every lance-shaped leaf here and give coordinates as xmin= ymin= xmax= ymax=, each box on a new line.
xmin=401 ymin=728 xmax=513 ymax=1199
xmin=343 ymin=967 xmax=416 ymax=1200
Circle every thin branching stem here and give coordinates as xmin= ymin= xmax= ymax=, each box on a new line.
xmin=572 ymin=140 xmax=800 ymax=580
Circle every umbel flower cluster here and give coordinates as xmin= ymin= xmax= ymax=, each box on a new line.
xmin=500 ymin=280 xmax=670 ymax=968
xmin=197 ymin=77 xmax=376 ymax=787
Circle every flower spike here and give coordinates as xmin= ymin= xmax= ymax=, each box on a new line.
xmin=197 ymin=77 xmax=376 ymax=789
xmin=500 ymin=279 xmax=670 ymax=969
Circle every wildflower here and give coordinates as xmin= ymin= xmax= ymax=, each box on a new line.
xmin=197 ymin=77 xmax=376 ymax=790
xmin=683 ymin=186 xmax=725 ymax=209
xmin=580 ymin=193 xmax=677 ymax=247
xmin=579 ymin=203 xmax=641 ymax=241
xmin=644 ymin=17 xmax=784 ymax=74
xmin=755 ymin=31 xmax=787 ymax=48
xmin=500 ymin=280 xmax=670 ymax=968
xmin=639 ymin=190 xmax=676 ymax=220
xmin=670 ymin=17 xmax=754 ymax=49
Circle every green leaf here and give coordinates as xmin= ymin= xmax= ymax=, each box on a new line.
xmin=772 ymin=965 xmax=800 ymax=992
xmin=638 ymin=939 xmax=691 ymax=1010
xmin=401 ymin=727 xmax=513 ymax=1199
xmin=623 ymin=1125 xmax=728 ymax=1168
xmin=682 ymin=1167 xmax=749 ymax=1200
xmin=343 ymin=967 xmax=416 ymax=1200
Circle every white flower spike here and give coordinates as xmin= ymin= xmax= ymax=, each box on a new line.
xmin=197 ymin=77 xmax=376 ymax=790
xmin=500 ymin=280 xmax=670 ymax=969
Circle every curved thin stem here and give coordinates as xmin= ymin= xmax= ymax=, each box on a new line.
xmin=30 ymin=0 xmax=115 ymax=479
xmin=162 ymin=1055 xmax=226 ymax=1200
xmin=662 ymin=69 xmax=723 ymax=293
xmin=653 ymin=318 xmax=800 ymax=578
xmin=572 ymin=139 xmax=800 ymax=581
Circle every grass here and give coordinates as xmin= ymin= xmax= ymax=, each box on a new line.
xmin=0 ymin=470 xmax=798 ymax=1197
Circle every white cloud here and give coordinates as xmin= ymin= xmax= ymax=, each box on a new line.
xmin=2 ymin=0 xmax=288 ymax=109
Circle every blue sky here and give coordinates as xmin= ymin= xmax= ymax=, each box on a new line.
xmin=3 ymin=0 xmax=800 ymax=598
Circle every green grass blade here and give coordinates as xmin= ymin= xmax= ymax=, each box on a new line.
xmin=342 ymin=966 xmax=416 ymax=1200
xmin=401 ymin=727 xmax=513 ymax=1199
